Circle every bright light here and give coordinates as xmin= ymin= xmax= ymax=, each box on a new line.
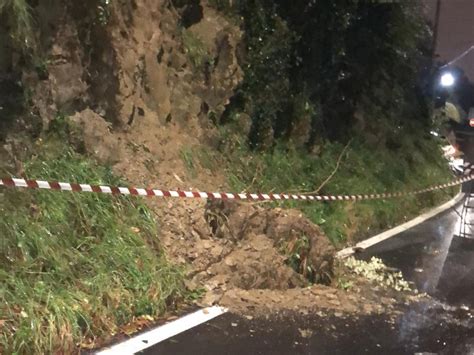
xmin=440 ymin=72 xmax=455 ymax=87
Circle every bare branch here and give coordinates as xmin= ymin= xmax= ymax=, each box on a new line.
xmin=302 ymin=139 xmax=352 ymax=196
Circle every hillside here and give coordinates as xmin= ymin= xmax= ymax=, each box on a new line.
xmin=0 ymin=0 xmax=456 ymax=352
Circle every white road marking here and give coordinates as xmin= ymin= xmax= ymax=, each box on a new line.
xmin=336 ymin=191 xmax=465 ymax=259
xmin=96 ymin=306 xmax=227 ymax=355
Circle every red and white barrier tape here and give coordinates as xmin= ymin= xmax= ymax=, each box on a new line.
xmin=0 ymin=175 xmax=472 ymax=202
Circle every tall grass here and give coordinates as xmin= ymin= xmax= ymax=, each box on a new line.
xmin=203 ymin=129 xmax=454 ymax=245
xmin=0 ymin=0 xmax=35 ymax=50
xmin=0 ymin=140 xmax=185 ymax=353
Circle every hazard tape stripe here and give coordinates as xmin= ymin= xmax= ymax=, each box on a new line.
xmin=0 ymin=175 xmax=472 ymax=202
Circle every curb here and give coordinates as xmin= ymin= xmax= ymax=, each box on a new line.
xmin=336 ymin=190 xmax=465 ymax=259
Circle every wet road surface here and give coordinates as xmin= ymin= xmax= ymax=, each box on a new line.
xmin=141 ymin=188 xmax=474 ymax=355
xmin=358 ymin=187 xmax=474 ymax=308
xmin=141 ymin=305 xmax=474 ymax=355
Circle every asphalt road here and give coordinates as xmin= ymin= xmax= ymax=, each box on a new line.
xmin=358 ymin=186 xmax=474 ymax=308
xmin=141 ymin=186 xmax=474 ymax=355
xmin=141 ymin=307 xmax=473 ymax=355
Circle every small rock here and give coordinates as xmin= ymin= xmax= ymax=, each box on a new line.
xmin=199 ymin=290 xmax=222 ymax=306
xmin=202 ymin=240 xmax=213 ymax=249
xmin=224 ymin=257 xmax=236 ymax=266
xmin=211 ymin=245 xmax=224 ymax=257
xmin=298 ymin=328 xmax=313 ymax=338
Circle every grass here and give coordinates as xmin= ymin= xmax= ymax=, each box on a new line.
xmin=0 ymin=138 xmax=186 ymax=354
xmin=181 ymin=29 xmax=212 ymax=70
xmin=181 ymin=146 xmax=196 ymax=178
xmin=203 ymin=127 xmax=455 ymax=246
xmin=0 ymin=0 xmax=35 ymax=51
xmin=283 ymin=235 xmax=316 ymax=282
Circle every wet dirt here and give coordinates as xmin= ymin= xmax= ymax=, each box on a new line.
xmin=217 ymin=279 xmax=409 ymax=317
xmin=186 ymin=202 xmax=342 ymax=312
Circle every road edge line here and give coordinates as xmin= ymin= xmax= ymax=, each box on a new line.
xmin=336 ymin=190 xmax=465 ymax=259
xmin=95 ymin=306 xmax=227 ymax=355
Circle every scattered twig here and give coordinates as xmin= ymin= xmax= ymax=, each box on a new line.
xmin=302 ymin=139 xmax=352 ymax=195
xmin=242 ymin=160 xmax=263 ymax=193
xmin=248 ymin=141 xmax=353 ymax=205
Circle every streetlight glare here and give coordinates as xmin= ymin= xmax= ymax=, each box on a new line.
xmin=440 ymin=72 xmax=455 ymax=87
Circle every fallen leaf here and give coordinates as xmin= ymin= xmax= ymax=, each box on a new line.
xmin=141 ymin=315 xmax=154 ymax=322
xmin=79 ymin=339 xmax=96 ymax=349
xmin=121 ymin=323 xmax=139 ymax=335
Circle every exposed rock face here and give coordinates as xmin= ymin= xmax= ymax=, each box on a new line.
xmin=3 ymin=0 xmax=244 ymax=194
xmin=11 ymin=0 xmax=242 ymax=137
xmin=69 ymin=109 xmax=122 ymax=164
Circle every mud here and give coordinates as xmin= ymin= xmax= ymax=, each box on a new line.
xmin=201 ymin=234 xmax=306 ymax=290
xmin=173 ymin=200 xmax=342 ymax=309
xmin=205 ymin=201 xmax=336 ymax=282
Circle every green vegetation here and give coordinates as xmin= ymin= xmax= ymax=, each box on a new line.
xmin=229 ymin=139 xmax=453 ymax=245
xmin=196 ymin=127 xmax=454 ymax=245
xmin=0 ymin=0 xmax=35 ymax=52
xmin=283 ymin=235 xmax=316 ymax=281
xmin=198 ymin=1 xmax=455 ymax=245
xmin=182 ymin=29 xmax=212 ymax=70
xmin=217 ymin=1 xmax=433 ymax=149
xmin=336 ymin=278 xmax=353 ymax=291
xmin=0 ymin=139 xmax=186 ymax=354
xmin=181 ymin=146 xmax=197 ymax=177
xmin=96 ymin=0 xmax=112 ymax=26
xmin=344 ymin=256 xmax=412 ymax=292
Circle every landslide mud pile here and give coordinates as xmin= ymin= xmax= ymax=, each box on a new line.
xmin=162 ymin=200 xmax=424 ymax=317
xmin=165 ymin=200 xmax=336 ymax=307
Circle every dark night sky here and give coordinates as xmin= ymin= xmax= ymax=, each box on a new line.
xmin=423 ymin=0 xmax=474 ymax=80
